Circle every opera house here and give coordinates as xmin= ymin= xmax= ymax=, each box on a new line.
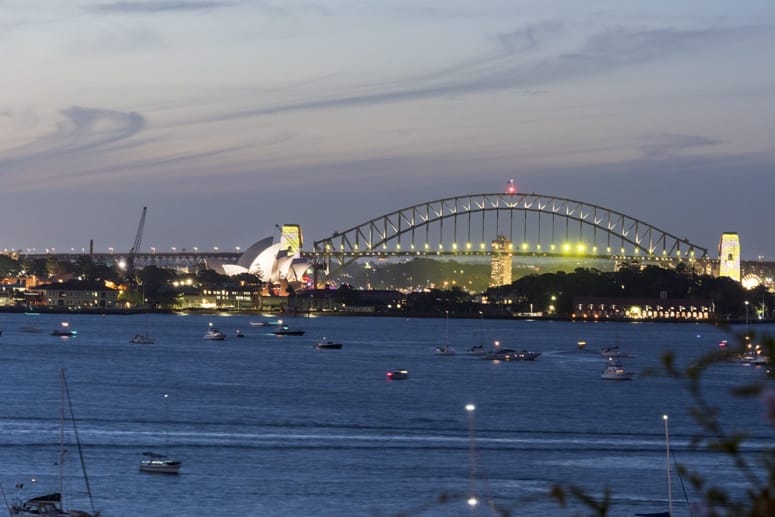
xmin=205 ymin=225 xmax=312 ymax=289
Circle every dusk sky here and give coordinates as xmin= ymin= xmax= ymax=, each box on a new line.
xmin=2 ymin=0 xmax=774 ymax=260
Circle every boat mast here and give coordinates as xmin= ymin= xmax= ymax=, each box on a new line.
xmin=164 ymin=393 xmax=170 ymax=457
xmin=59 ymin=369 xmax=65 ymax=500
xmin=663 ymin=414 xmax=673 ymax=516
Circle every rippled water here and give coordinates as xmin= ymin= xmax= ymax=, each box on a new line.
xmin=0 ymin=312 xmax=771 ymax=516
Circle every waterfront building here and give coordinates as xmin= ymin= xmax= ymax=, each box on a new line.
xmin=572 ymin=297 xmax=712 ymax=321
xmin=489 ymin=235 xmax=512 ymax=287
xmin=37 ymin=281 xmax=119 ymax=309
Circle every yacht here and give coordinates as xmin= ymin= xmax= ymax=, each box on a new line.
xmin=600 ymin=359 xmax=634 ymax=380
xmin=203 ymin=325 xmax=226 ymax=340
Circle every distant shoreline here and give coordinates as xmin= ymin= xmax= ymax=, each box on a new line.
xmin=0 ymin=305 xmax=765 ymax=326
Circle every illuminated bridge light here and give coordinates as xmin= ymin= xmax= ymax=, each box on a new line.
xmin=620 ymin=247 xmax=625 ymax=254
xmin=466 ymin=242 xmax=472 ymax=250
xmin=521 ymin=242 xmax=528 ymax=251
xmin=577 ymin=244 xmax=586 ymax=253
xmin=634 ymin=248 xmax=639 ymax=254
xmin=606 ymin=247 xmax=611 ymax=253
xmin=410 ymin=244 xmax=415 ymax=250
xmin=424 ymin=243 xmax=430 ymax=250
xmin=479 ymin=243 xmax=486 ymax=250
xmin=536 ymin=244 xmax=542 ymax=251
xmin=550 ymin=244 xmax=556 ymax=251
xmin=395 ymin=243 xmax=401 ymax=250
xmin=452 ymin=243 xmax=458 ymax=250
xmin=438 ymin=243 xmax=443 ymax=250
xmin=563 ymin=243 xmax=571 ymax=253
xmin=592 ymin=246 xmax=597 ymax=253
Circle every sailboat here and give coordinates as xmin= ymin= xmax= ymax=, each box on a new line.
xmin=633 ymin=414 xmax=673 ymax=517
xmin=130 ymin=312 xmax=154 ymax=344
xmin=466 ymin=311 xmax=487 ymax=355
xmin=434 ymin=310 xmax=456 ymax=355
xmin=139 ymin=394 xmax=181 ymax=474
xmin=10 ymin=369 xmax=100 ymax=517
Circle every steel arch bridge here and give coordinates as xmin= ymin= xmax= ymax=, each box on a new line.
xmin=310 ymin=193 xmax=709 ymax=275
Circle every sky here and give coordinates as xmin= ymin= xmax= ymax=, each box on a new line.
xmin=2 ymin=0 xmax=774 ymax=260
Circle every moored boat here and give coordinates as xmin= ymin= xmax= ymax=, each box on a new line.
xmin=600 ymin=345 xmax=630 ymax=358
xmin=515 ymin=350 xmax=541 ymax=361
xmin=272 ymin=324 xmax=305 ymax=336
xmin=203 ymin=323 xmax=226 ymax=340
xmin=130 ymin=334 xmax=155 ymax=344
xmin=139 ymin=452 xmax=181 ymax=474
xmin=11 ymin=370 xmax=99 ymax=516
xmin=51 ymin=321 xmax=76 ymax=337
xmin=600 ymin=359 xmax=634 ymax=380
xmin=386 ymin=369 xmax=409 ymax=380
xmin=139 ymin=393 xmax=181 ymax=475
xmin=315 ymin=338 xmax=342 ymax=350
xmin=434 ymin=345 xmax=456 ymax=355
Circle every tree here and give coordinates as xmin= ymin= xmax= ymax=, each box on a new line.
xmin=0 ymin=254 xmax=22 ymax=277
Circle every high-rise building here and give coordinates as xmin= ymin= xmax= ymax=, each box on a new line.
xmin=490 ymin=235 xmax=512 ymax=287
xmin=718 ymin=232 xmax=741 ymax=282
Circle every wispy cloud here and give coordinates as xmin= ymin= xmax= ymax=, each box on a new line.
xmin=196 ymin=23 xmax=753 ymax=125
xmin=87 ymin=1 xmax=230 ymax=14
xmin=640 ymin=133 xmax=720 ymax=159
xmin=0 ymin=107 xmax=145 ymax=177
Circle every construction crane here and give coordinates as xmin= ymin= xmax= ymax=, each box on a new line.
xmin=126 ymin=206 xmax=147 ymax=281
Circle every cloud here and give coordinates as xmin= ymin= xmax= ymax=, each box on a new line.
xmin=196 ymin=23 xmax=753 ymax=126
xmin=87 ymin=1 xmax=230 ymax=14
xmin=0 ymin=107 xmax=145 ymax=184
xmin=640 ymin=133 xmax=720 ymax=159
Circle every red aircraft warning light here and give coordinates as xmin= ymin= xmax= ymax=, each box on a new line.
xmin=506 ymin=178 xmax=517 ymax=194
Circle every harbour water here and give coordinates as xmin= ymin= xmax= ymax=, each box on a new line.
xmin=0 ymin=312 xmax=771 ymax=516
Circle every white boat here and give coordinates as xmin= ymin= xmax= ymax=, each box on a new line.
xmin=139 ymin=452 xmax=181 ymax=474
xmin=10 ymin=370 xmax=99 ymax=516
xmin=249 ymin=319 xmax=281 ymax=327
xmin=600 ymin=359 xmax=634 ymax=380
xmin=203 ymin=323 xmax=226 ymax=340
xmin=139 ymin=393 xmax=181 ymax=474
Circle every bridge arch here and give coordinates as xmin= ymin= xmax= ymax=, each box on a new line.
xmin=311 ymin=193 xmax=708 ymax=274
